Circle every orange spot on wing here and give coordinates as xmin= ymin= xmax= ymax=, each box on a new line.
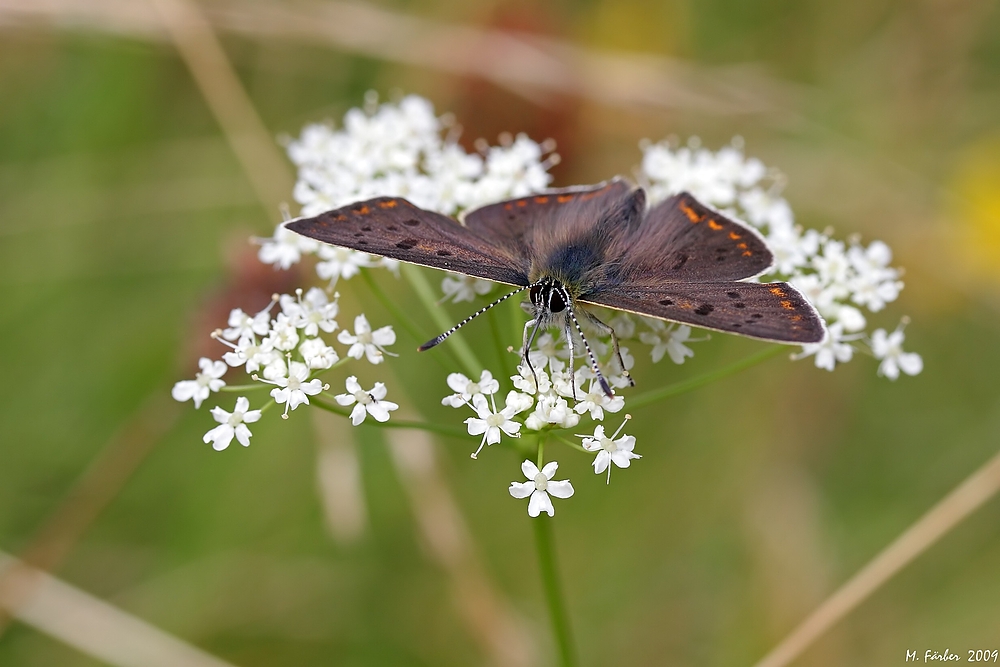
xmin=780 ymin=300 xmax=794 ymax=310
xmin=742 ymin=251 xmax=753 ymax=257
xmin=335 ymin=214 xmax=347 ymax=221
xmin=556 ymin=194 xmax=573 ymax=203
xmin=680 ymin=202 xmax=703 ymax=223
xmin=534 ymin=196 xmax=549 ymax=203
xmin=377 ymin=200 xmax=397 ymax=209
xmin=791 ymin=315 xmax=803 ymax=322
xmin=708 ymin=219 xmax=723 ymax=230
xmin=516 ymin=200 xmax=527 ymax=207
xmin=504 ymin=203 xmax=513 ymax=210
xmin=729 ymin=231 xmax=742 ymax=240
xmin=769 ymin=286 xmax=787 ymax=297
xmin=580 ymin=192 xmax=597 ymax=201
xmin=737 ymin=242 xmax=748 ymax=249
xmin=356 ymin=205 xmax=370 ymax=215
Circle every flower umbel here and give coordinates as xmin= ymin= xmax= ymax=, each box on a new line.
xmin=464 ymin=392 xmax=523 ymax=459
xmin=172 ymin=357 xmax=227 ymax=409
xmin=338 ymin=314 xmax=397 ymax=364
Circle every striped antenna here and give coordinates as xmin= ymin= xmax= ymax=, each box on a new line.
xmin=418 ymin=285 xmax=530 ymax=351
xmin=566 ymin=300 xmax=613 ymax=397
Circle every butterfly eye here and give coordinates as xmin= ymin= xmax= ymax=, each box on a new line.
xmin=549 ymin=289 xmax=567 ymax=313
xmin=529 ymin=284 xmax=544 ymax=307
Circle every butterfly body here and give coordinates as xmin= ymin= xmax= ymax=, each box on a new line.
xmin=287 ymin=179 xmax=826 ymax=395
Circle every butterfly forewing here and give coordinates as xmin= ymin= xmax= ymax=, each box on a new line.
xmin=287 ymin=197 xmax=530 ymax=286
xmin=614 ymin=192 xmax=774 ymax=285
xmin=582 ymin=281 xmax=825 ymax=344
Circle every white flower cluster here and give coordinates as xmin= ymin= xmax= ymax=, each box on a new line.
xmin=171 ymin=286 xmax=400 ymax=450
xmin=640 ymin=139 xmax=922 ymax=378
xmin=442 ymin=329 xmax=643 ymax=516
xmin=256 ymin=94 xmax=557 ymax=291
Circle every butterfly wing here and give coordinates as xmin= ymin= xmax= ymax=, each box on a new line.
xmin=582 ymin=281 xmax=826 ymax=344
xmin=460 ymin=180 xmax=633 ymax=260
xmin=609 ymin=192 xmax=774 ymax=286
xmin=287 ymin=197 xmax=530 ymax=286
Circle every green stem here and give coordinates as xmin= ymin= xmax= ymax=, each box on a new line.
xmin=311 ymin=396 xmax=468 ymax=438
xmin=534 ymin=516 xmax=577 ymax=667
xmin=554 ymin=434 xmax=588 ymax=453
xmin=628 ymin=344 xmax=786 ymax=409
xmin=220 ymin=384 xmax=268 ymax=392
xmin=402 ymin=264 xmax=483 ymax=377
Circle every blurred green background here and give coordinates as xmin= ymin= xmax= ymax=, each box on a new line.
xmin=2 ymin=1 xmax=1000 ymax=665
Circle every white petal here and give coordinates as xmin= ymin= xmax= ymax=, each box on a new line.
xmin=521 ymin=460 xmax=540 ymax=479
xmin=509 ymin=481 xmax=534 ymax=499
xmin=301 ymin=379 xmax=324 ymax=396
xmin=540 ymin=461 xmax=559 ymax=479
xmin=171 ymin=380 xmax=197 ymax=403
xmin=546 ymin=479 xmax=574 ymax=499
xmin=233 ymin=396 xmax=250 ymax=413
xmin=350 ymin=403 xmax=367 ymax=426
xmin=370 ymin=382 xmax=388 ymax=400
xmin=367 ymin=403 xmax=391 ymax=422
xmin=611 ymin=450 xmax=635 ymax=468
xmin=898 ymin=352 xmax=923 ymax=376
xmin=209 ymin=406 xmax=230 ymax=424
xmin=243 ymin=409 xmax=262 ymax=423
xmin=344 ymin=376 xmax=362 ymax=393
xmin=447 ymin=373 xmax=471 ymax=393
xmin=528 ymin=490 xmax=554 ymax=517
xmin=593 ymin=451 xmax=611 ymax=474
xmin=334 ymin=392 xmax=355 ymax=406
xmin=371 ymin=326 xmax=396 ymax=346
xmin=234 ymin=424 xmax=253 ymax=447
xmin=465 ymin=417 xmax=488 ymax=436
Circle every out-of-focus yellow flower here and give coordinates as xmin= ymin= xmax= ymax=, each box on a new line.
xmin=949 ymin=135 xmax=1000 ymax=281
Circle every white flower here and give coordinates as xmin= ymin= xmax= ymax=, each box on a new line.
xmin=512 ymin=364 xmax=551 ymax=395
xmin=265 ymin=360 xmax=325 ymax=418
xmin=580 ymin=417 xmax=640 ymax=483
xmin=334 ymin=376 xmax=399 ymax=425
xmin=222 ymin=335 xmax=275 ymax=373
xmin=639 ymin=323 xmax=700 ymax=364
xmin=508 ymin=460 xmax=574 ymax=518
xmin=315 ymin=246 xmax=373 ymax=286
xmin=203 ymin=397 xmax=261 ymax=451
xmin=464 ymin=393 xmax=522 ymax=458
xmin=524 ymin=394 xmax=579 ymax=431
xmin=281 ymin=287 xmax=339 ymax=336
xmin=441 ymin=370 xmax=500 ymax=408
xmin=267 ymin=313 xmax=300 ymax=352
xmin=338 ymin=314 xmax=396 ymax=364
xmin=527 ymin=332 xmax=566 ymax=372
xmin=573 ymin=378 xmax=625 ymax=421
xmin=299 ymin=337 xmax=339 ymax=370
xmin=171 ymin=357 xmax=227 ymax=409
xmin=222 ymin=307 xmax=270 ymax=341
xmin=794 ymin=322 xmax=855 ymax=371
xmin=871 ymin=325 xmax=923 ymax=380
xmin=440 ymin=272 xmax=495 ymax=303
xmin=257 ymin=223 xmax=319 ymax=269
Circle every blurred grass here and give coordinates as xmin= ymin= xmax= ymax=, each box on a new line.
xmin=1 ymin=2 xmax=1000 ymax=666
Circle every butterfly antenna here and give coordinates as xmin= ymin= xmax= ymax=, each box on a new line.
xmin=566 ymin=302 xmax=613 ymax=397
xmin=418 ymin=286 xmax=529 ymax=351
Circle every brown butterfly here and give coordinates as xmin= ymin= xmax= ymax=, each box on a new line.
xmin=287 ymin=179 xmax=826 ymax=396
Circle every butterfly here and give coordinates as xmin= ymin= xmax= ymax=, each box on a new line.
xmin=287 ymin=179 xmax=826 ymax=397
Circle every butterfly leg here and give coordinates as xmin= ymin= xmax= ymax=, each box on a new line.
xmin=522 ymin=318 xmax=543 ymax=392
xmin=566 ymin=303 xmax=613 ymax=398
xmin=582 ymin=309 xmax=635 ymax=387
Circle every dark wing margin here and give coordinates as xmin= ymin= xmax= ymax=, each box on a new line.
xmin=460 ymin=179 xmax=633 ymax=259
xmin=582 ymin=281 xmax=826 ymax=344
xmin=286 ymin=197 xmax=530 ymax=286
xmin=612 ymin=192 xmax=774 ymax=285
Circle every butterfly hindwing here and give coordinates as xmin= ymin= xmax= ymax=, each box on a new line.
xmin=461 ymin=180 xmax=632 ymax=260
xmin=582 ymin=281 xmax=825 ymax=344
xmin=287 ymin=197 xmax=530 ymax=286
xmin=614 ymin=192 xmax=774 ymax=285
